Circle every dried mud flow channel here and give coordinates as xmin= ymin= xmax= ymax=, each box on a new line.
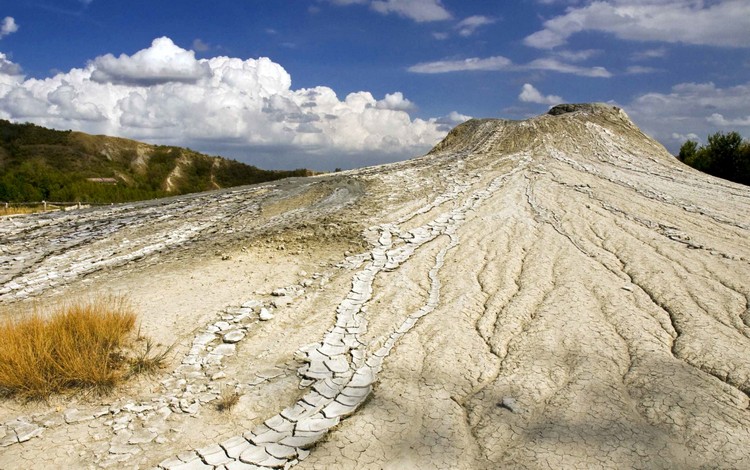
xmin=2 ymin=104 xmax=750 ymax=469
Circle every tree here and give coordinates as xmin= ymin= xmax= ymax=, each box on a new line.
xmin=678 ymin=140 xmax=698 ymax=162
xmin=706 ymin=131 xmax=743 ymax=180
xmin=678 ymin=131 xmax=750 ymax=186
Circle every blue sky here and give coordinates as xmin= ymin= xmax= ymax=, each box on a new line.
xmin=1 ymin=0 xmax=749 ymax=170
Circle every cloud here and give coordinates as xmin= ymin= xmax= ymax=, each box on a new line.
xmin=625 ymin=81 xmax=750 ymax=154
xmin=434 ymin=110 xmax=472 ymax=131
xmin=671 ymin=132 xmax=700 ymax=142
xmin=408 ymin=55 xmax=611 ymax=77
xmin=90 ymin=37 xmax=210 ymax=86
xmin=525 ymin=57 xmax=611 ymax=77
xmin=325 ymin=0 xmax=451 ymax=22
xmin=707 ymin=113 xmax=750 ymax=127
xmin=519 ymin=83 xmax=563 ymax=105
xmin=192 ymin=38 xmax=210 ymax=52
xmin=525 ymin=0 xmax=750 ymax=49
xmin=1 ymin=17 xmax=19 ymax=38
xmin=630 ymin=47 xmax=667 ymax=61
xmin=0 ymin=53 xmax=22 ymax=77
xmin=625 ymin=65 xmax=659 ymax=74
xmin=0 ymin=37 xmax=455 ymax=169
xmin=553 ymin=49 xmax=601 ymax=62
xmin=455 ymin=15 xmax=496 ymax=36
xmin=371 ymin=0 xmax=452 ymax=21
xmin=408 ymin=56 xmax=513 ymax=73
xmin=375 ymin=92 xmax=416 ymax=111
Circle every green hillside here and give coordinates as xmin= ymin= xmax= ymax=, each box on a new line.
xmin=0 ymin=120 xmax=311 ymax=204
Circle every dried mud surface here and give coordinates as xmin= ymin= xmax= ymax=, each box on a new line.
xmin=1 ymin=104 xmax=749 ymax=469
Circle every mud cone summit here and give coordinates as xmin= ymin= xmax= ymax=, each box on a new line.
xmin=2 ymin=103 xmax=750 ymax=469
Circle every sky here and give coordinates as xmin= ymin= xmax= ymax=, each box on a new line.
xmin=1 ymin=0 xmax=749 ymax=171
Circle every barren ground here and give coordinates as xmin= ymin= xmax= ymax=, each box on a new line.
xmin=1 ymin=104 xmax=749 ymax=469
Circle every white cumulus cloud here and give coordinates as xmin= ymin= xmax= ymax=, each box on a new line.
xmin=671 ymin=132 xmax=700 ymax=143
xmin=707 ymin=113 xmax=750 ymax=127
xmin=1 ymin=17 xmax=19 ymax=38
xmin=525 ymin=0 xmax=750 ymax=49
xmin=0 ymin=37 xmax=459 ymax=169
xmin=625 ymin=81 xmax=750 ymax=154
xmin=375 ymin=92 xmax=416 ymax=111
xmin=519 ymin=83 xmax=564 ymax=105
xmin=90 ymin=37 xmax=211 ymax=85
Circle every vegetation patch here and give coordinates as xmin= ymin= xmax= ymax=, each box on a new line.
xmin=215 ymin=387 xmax=241 ymax=412
xmin=679 ymin=131 xmax=750 ymax=186
xmin=0 ymin=119 xmax=313 ymax=204
xmin=0 ymin=297 xmax=169 ymax=400
xmin=0 ymin=205 xmax=45 ymax=216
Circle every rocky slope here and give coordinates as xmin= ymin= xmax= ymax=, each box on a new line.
xmin=1 ymin=103 xmax=749 ymax=469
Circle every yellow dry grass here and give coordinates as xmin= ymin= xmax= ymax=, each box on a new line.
xmin=215 ymin=387 xmax=241 ymax=412
xmin=0 ymin=206 xmax=46 ymax=216
xmin=0 ymin=297 xmax=139 ymax=400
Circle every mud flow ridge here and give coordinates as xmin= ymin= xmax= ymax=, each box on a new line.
xmin=1 ymin=103 xmax=750 ymax=469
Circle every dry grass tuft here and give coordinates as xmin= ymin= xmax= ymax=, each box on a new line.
xmin=0 ymin=296 xmax=162 ymax=400
xmin=0 ymin=206 xmax=45 ymax=216
xmin=128 ymin=337 xmax=173 ymax=377
xmin=216 ymin=387 xmax=241 ymax=412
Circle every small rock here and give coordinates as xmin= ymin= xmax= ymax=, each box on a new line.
xmin=214 ymin=321 xmax=231 ymax=331
xmin=0 ymin=430 xmax=17 ymax=447
xmin=271 ymin=297 xmax=292 ymax=308
xmin=498 ymin=396 xmax=522 ymax=413
xmin=14 ymin=423 xmax=43 ymax=442
xmin=180 ymin=401 xmax=201 ymax=415
xmin=212 ymin=343 xmax=236 ymax=356
xmin=211 ymin=371 xmax=227 ymax=381
xmin=271 ymin=288 xmax=287 ymax=297
xmin=222 ymin=330 xmax=245 ymax=343
xmin=64 ymin=408 xmax=94 ymax=424
xmin=259 ymin=308 xmax=274 ymax=321
xmin=122 ymin=404 xmax=153 ymax=414
xmin=221 ymin=253 xmax=231 ymax=261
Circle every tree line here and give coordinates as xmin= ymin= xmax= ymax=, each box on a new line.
xmin=678 ymin=131 xmax=750 ymax=186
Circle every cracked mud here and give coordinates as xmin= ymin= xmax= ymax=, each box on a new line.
xmin=1 ymin=104 xmax=749 ymax=469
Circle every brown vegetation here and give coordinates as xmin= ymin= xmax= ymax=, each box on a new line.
xmin=0 ymin=297 xmax=168 ymax=400
xmin=0 ymin=205 xmax=46 ymax=216
xmin=215 ymin=387 xmax=241 ymax=412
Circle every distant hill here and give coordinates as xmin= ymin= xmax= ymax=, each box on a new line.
xmin=0 ymin=120 xmax=312 ymax=203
